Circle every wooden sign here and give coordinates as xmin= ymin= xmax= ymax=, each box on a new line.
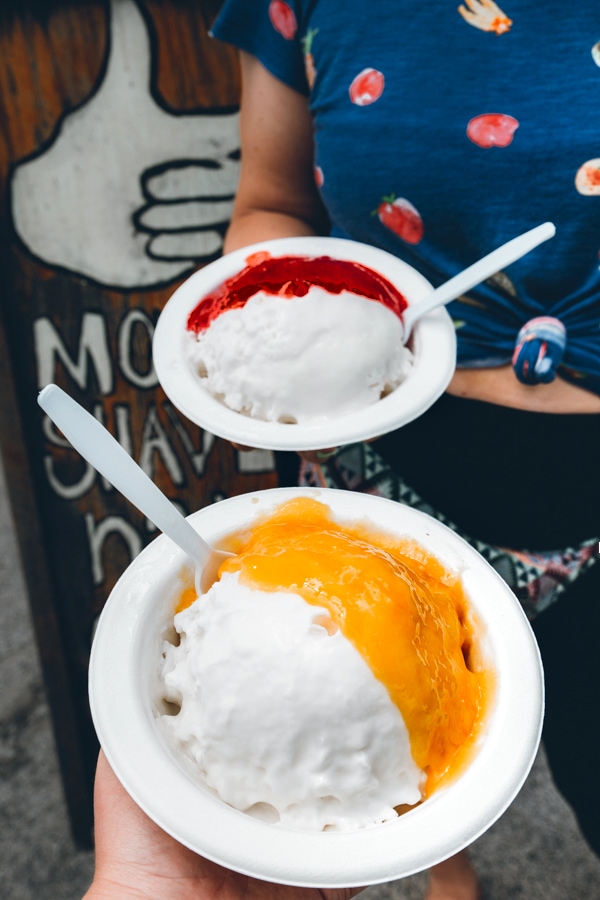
xmin=0 ymin=0 xmax=278 ymax=845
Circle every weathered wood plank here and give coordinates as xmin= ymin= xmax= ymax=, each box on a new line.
xmin=0 ymin=0 xmax=277 ymax=846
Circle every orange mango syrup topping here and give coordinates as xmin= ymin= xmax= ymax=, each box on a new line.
xmin=178 ymin=496 xmax=493 ymax=799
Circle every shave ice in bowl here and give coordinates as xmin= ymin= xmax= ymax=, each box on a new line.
xmin=153 ymin=226 xmax=554 ymax=450
xmin=89 ymin=487 xmax=543 ymax=887
xmin=152 ymin=236 xmax=457 ymax=450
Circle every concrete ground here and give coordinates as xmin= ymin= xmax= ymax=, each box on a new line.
xmin=1 ymin=453 xmax=600 ymax=900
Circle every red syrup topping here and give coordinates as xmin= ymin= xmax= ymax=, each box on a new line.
xmin=186 ymin=254 xmax=408 ymax=334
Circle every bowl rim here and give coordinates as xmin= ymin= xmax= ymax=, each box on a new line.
xmin=89 ymin=487 xmax=544 ymax=888
xmin=152 ymin=237 xmax=457 ymax=451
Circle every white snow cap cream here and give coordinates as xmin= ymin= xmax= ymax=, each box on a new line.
xmin=185 ymin=253 xmax=413 ymax=424
xmin=159 ymin=496 xmax=493 ymax=832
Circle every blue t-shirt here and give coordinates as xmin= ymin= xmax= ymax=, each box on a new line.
xmin=212 ymin=0 xmax=600 ymax=393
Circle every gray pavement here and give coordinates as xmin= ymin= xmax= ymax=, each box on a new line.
xmin=1 ymin=453 xmax=599 ymax=899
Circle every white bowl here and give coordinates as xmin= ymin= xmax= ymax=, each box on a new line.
xmin=89 ymin=487 xmax=543 ymax=889
xmin=152 ymin=237 xmax=456 ymax=450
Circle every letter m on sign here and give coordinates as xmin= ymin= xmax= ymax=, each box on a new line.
xmin=33 ymin=312 xmax=114 ymax=394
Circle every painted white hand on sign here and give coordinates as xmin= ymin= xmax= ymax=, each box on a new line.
xmin=10 ymin=0 xmax=240 ymax=289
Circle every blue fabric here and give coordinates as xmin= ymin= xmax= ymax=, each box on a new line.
xmin=212 ymin=0 xmax=600 ymax=394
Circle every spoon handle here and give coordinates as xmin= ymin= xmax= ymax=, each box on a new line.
xmin=401 ymin=221 xmax=556 ymax=340
xmin=38 ymin=384 xmax=210 ymax=566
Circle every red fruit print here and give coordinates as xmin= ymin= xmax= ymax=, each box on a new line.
xmin=467 ymin=113 xmax=519 ymax=148
xmin=314 ymin=165 xmax=324 ymax=188
xmin=268 ymin=0 xmax=297 ymax=40
xmin=378 ymin=196 xmax=424 ymax=244
xmin=349 ymin=68 xmax=385 ymax=106
xmin=575 ymin=158 xmax=600 ymax=195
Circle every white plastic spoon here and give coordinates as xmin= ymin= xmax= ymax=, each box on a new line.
xmin=37 ymin=384 xmax=232 ymax=596
xmin=401 ymin=221 xmax=556 ymax=342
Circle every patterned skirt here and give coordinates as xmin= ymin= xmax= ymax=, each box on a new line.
xmin=299 ymin=441 xmax=599 ymax=621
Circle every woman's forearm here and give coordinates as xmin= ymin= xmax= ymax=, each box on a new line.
xmin=222 ymin=53 xmax=329 ymax=256
xmin=223 ymin=207 xmax=321 ymax=254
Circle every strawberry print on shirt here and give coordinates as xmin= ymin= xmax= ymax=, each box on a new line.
xmin=349 ymin=68 xmax=385 ymax=105
xmin=377 ymin=196 xmax=424 ymax=244
xmin=467 ymin=114 xmax=519 ymax=147
xmin=268 ymin=0 xmax=297 ymax=39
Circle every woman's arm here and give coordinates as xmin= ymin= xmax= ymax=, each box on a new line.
xmin=224 ymin=52 xmax=329 ymax=253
